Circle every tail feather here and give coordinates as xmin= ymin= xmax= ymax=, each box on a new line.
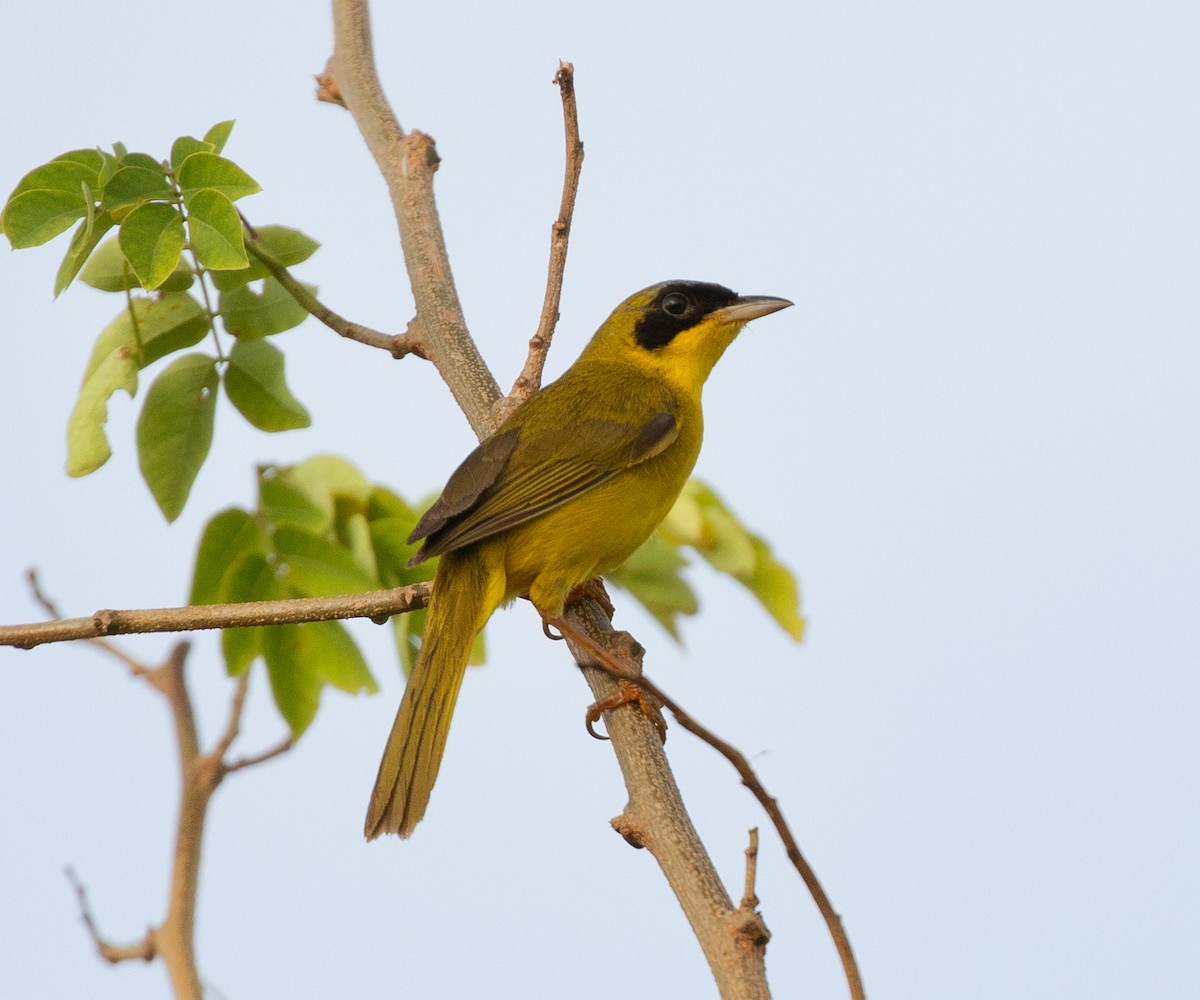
xmin=364 ymin=549 xmax=504 ymax=839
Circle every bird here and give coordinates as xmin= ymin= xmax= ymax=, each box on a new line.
xmin=365 ymin=280 xmax=792 ymax=839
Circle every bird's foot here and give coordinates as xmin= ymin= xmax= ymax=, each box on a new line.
xmin=585 ymin=678 xmax=667 ymax=744
xmin=542 ymin=613 xmax=668 ymax=744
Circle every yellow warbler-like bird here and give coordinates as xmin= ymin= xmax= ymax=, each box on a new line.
xmin=365 ymin=280 xmax=791 ymax=839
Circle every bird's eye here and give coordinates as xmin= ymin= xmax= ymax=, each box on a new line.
xmin=661 ymin=292 xmax=690 ymax=316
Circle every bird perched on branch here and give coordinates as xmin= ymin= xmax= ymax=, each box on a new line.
xmin=365 ymin=280 xmax=792 ymax=839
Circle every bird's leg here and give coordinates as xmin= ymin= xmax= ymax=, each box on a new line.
xmin=532 ymin=579 xmax=611 ymax=637
xmin=543 ymin=613 xmax=667 ymax=744
xmin=564 ymin=577 xmax=615 ymax=621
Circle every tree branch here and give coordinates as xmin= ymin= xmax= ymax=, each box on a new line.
xmin=65 ymin=867 xmax=157 ymax=965
xmin=555 ymin=599 xmax=773 ymax=999
xmin=60 ymin=635 xmax=296 ymax=999
xmin=212 ymin=671 xmax=251 ymax=763
xmin=1 ymin=583 xmax=431 ymax=650
xmin=327 ymin=0 xmax=501 ymax=439
xmin=223 ymin=735 xmax=294 ymax=775
xmin=25 ymin=569 xmax=157 ymax=677
xmin=554 ymin=616 xmax=865 ymax=1000
xmin=505 ymin=61 xmax=585 ymax=410
xmin=321 ymin=13 xmax=788 ymax=995
xmin=241 ymin=222 xmax=427 ymax=358
xmin=152 ymin=642 xmax=206 ymax=1000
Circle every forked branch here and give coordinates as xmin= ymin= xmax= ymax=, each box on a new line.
xmin=552 ymin=613 xmax=865 ymax=1000
xmin=42 ymin=581 xmax=294 ymax=1000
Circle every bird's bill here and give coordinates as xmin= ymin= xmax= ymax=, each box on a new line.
xmin=714 ymin=295 xmax=794 ymax=324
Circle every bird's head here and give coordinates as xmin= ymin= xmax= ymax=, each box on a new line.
xmin=583 ymin=280 xmax=792 ymax=392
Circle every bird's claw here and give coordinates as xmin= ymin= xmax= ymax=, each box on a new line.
xmin=584 ymin=679 xmax=667 ymax=743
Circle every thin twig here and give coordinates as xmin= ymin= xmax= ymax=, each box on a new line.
xmin=634 ymin=673 xmax=864 ymax=1000
xmin=506 ymin=61 xmax=585 ymax=410
xmin=65 ymin=867 xmax=157 ymax=965
xmin=212 ymin=671 xmax=251 ymax=762
xmin=551 ymin=617 xmax=865 ymax=1000
xmin=25 ymin=570 xmax=155 ymax=678
xmin=241 ymin=226 xmax=427 ymax=358
xmin=741 ymin=827 xmax=761 ymax=912
xmin=213 ymin=669 xmax=295 ymax=776
xmin=223 ymin=736 xmax=294 ymax=775
xmin=1 ymin=583 xmax=431 ymax=650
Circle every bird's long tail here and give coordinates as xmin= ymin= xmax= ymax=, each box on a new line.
xmin=364 ymin=548 xmax=505 ymax=839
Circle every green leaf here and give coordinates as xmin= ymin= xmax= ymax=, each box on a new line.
xmin=203 ymin=120 xmax=235 ymax=154
xmin=2 ymin=189 xmax=88 ymax=248
xmin=65 ymin=346 xmax=138 ymax=477
xmin=100 ymin=165 xmax=172 ymax=214
xmin=468 ymin=630 xmax=486 ymax=666
xmin=119 ymin=202 xmax=185 ymax=289
xmin=190 ymin=507 xmax=268 ymax=605
xmin=224 ymin=338 xmax=311 ymax=432
xmin=259 ymin=468 xmax=330 ymax=533
xmin=80 ymin=235 xmax=193 ymax=292
xmin=119 ymin=152 xmax=163 ymax=172
xmin=177 ymin=152 xmax=261 ymax=201
xmin=262 ymin=624 xmax=321 ymax=737
xmin=256 ymin=456 xmax=375 ymax=540
xmin=170 ymin=135 xmax=214 ymax=172
xmin=288 ymin=455 xmax=373 ymax=514
xmin=8 ymin=159 xmax=98 ymax=199
xmin=136 ymin=353 xmax=218 ymax=521
xmin=367 ymin=485 xmax=419 ymax=522
xmin=264 ymin=621 xmax=378 ymax=732
xmin=82 ymin=293 xmax=209 ymax=381
xmin=339 ymin=508 xmax=378 ymax=581
xmin=304 ymin=620 xmax=378 ymax=695
xmin=3 ymin=160 xmax=97 ymax=248
xmin=185 ymin=188 xmax=247 ymax=270
xmin=662 ymin=480 xmax=805 ymax=641
xmin=273 ymin=525 xmax=377 ymax=597
xmin=217 ymin=550 xmax=282 ymax=676
xmin=219 ymin=276 xmax=311 ymax=338
xmin=609 ymin=534 xmax=698 ymax=640
xmin=209 ymin=225 xmax=320 ymax=291
xmin=54 ymin=210 xmax=115 ymax=297
xmin=745 ymin=536 xmax=805 ymax=640
xmin=369 ymin=516 xmax=426 ymax=585
xmin=693 ymin=500 xmax=756 ymax=578
xmin=53 ymin=149 xmax=107 ymax=183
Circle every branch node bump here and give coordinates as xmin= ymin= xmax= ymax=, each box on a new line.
xmin=404 ymin=131 xmax=441 ymax=172
xmin=730 ymin=909 xmax=772 ymax=953
xmin=610 ymin=813 xmax=648 ymax=850
xmin=93 ymin=609 xmax=118 ymax=635
xmin=315 ymin=58 xmax=345 ymax=106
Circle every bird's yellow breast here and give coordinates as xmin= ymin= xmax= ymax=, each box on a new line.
xmin=496 ymin=365 xmax=703 ymax=618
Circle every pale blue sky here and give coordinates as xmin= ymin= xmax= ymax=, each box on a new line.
xmin=1 ymin=1 xmax=1197 ymax=998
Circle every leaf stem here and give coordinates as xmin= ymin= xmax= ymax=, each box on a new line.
xmin=171 ymin=181 xmax=225 ymax=363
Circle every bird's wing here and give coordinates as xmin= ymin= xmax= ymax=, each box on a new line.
xmin=408 ymin=411 xmax=677 ymax=563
